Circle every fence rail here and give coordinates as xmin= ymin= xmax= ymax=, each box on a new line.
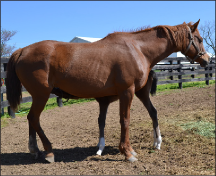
xmin=1 ymin=57 xmax=215 ymax=118
xmin=152 ymin=57 xmax=215 ymax=88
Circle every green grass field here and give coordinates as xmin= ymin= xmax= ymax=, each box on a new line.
xmin=156 ymin=80 xmax=215 ymax=92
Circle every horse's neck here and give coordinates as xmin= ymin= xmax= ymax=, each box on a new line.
xmin=134 ymin=30 xmax=178 ymax=68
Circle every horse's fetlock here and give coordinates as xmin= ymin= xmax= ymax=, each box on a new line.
xmin=119 ymin=143 xmax=125 ymax=154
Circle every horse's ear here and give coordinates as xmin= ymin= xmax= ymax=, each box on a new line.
xmin=190 ymin=19 xmax=200 ymax=32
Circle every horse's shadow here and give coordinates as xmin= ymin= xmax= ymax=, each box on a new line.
xmin=1 ymin=146 xmax=120 ymax=165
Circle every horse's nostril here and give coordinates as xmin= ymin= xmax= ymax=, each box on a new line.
xmin=203 ymin=60 xmax=208 ymax=67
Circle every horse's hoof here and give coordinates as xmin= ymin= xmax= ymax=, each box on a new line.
xmin=153 ymin=136 xmax=162 ymax=150
xmin=96 ymin=149 xmax=102 ymax=156
xmin=30 ymin=151 xmax=44 ymax=160
xmin=153 ymin=143 xmax=161 ymax=150
xmin=96 ymin=137 xmax=105 ymax=155
xmin=130 ymin=150 xmax=137 ymax=156
xmin=153 ymin=145 xmax=161 ymax=150
xmin=128 ymin=155 xmax=138 ymax=162
xmin=45 ymin=153 xmax=55 ymax=163
xmin=96 ymin=146 xmax=104 ymax=155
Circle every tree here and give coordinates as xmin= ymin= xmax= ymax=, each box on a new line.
xmin=199 ymin=20 xmax=215 ymax=57
xmin=1 ymin=29 xmax=17 ymax=57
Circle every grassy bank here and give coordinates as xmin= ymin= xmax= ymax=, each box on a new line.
xmin=156 ymin=80 xmax=215 ymax=92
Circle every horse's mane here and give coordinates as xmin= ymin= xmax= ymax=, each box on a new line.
xmin=129 ymin=22 xmax=194 ymax=33
xmin=115 ymin=25 xmax=151 ymax=33
xmin=104 ymin=22 xmax=195 ymax=50
xmin=132 ymin=21 xmax=195 ymax=49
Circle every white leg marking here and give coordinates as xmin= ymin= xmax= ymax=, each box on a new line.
xmin=96 ymin=137 xmax=105 ymax=155
xmin=128 ymin=155 xmax=138 ymax=162
xmin=131 ymin=150 xmax=137 ymax=156
xmin=153 ymin=127 xmax=162 ymax=149
xmin=153 ymin=131 xmax=157 ymax=148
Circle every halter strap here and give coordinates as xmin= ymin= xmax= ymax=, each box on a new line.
xmin=183 ymin=26 xmax=206 ymax=64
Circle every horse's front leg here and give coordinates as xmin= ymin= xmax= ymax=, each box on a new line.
xmin=96 ymin=96 xmax=119 ymax=155
xmin=135 ymin=86 xmax=162 ymax=150
xmin=119 ymin=85 xmax=138 ymax=162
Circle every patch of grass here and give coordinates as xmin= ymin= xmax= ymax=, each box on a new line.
xmin=148 ymin=149 xmax=155 ymax=154
xmin=1 ymin=114 xmax=11 ymax=128
xmin=180 ymin=121 xmax=215 ymax=138
xmin=156 ymin=80 xmax=215 ymax=92
xmin=1 ymin=97 xmax=95 ymax=118
xmin=62 ymin=98 xmax=95 ymax=106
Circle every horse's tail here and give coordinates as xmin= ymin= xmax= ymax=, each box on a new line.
xmin=6 ymin=48 xmax=23 ymax=111
xmin=149 ymin=70 xmax=158 ymax=96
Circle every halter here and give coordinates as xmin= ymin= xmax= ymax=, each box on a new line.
xmin=183 ymin=26 xmax=206 ymax=64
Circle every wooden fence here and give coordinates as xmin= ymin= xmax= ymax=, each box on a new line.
xmin=153 ymin=57 xmax=215 ymax=88
xmin=1 ymin=57 xmax=215 ymax=118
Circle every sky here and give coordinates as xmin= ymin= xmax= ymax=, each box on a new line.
xmin=1 ymin=1 xmax=215 ymax=51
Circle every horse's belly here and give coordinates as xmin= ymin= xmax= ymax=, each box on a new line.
xmin=56 ymin=75 xmax=117 ymax=98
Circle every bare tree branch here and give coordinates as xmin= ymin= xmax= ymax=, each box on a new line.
xmin=199 ymin=20 xmax=215 ymax=57
xmin=1 ymin=29 xmax=17 ymax=57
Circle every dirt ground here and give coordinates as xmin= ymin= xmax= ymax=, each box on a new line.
xmin=1 ymin=84 xmax=215 ymax=175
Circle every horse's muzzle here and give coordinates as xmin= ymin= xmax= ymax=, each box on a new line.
xmin=201 ymin=60 xmax=209 ymax=67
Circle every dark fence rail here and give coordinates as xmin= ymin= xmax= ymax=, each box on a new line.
xmin=1 ymin=57 xmax=215 ymax=118
xmin=152 ymin=57 xmax=215 ymax=89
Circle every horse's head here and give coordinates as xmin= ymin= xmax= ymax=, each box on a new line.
xmin=182 ymin=19 xmax=210 ymax=67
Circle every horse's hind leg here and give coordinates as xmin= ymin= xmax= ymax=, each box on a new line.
xmin=28 ymin=120 xmax=41 ymax=159
xmin=95 ymin=97 xmax=110 ymax=155
xmin=16 ymin=57 xmax=54 ymax=162
xmin=135 ymin=87 xmax=162 ymax=150
xmin=27 ymin=93 xmax=54 ymax=162
xmin=95 ymin=95 xmax=120 ymax=156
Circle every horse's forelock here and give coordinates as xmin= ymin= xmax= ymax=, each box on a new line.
xmin=186 ymin=21 xmax=195 ymax=27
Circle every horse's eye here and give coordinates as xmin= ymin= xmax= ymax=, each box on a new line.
xmin=196 ymin=36 xmax=203 ymax=43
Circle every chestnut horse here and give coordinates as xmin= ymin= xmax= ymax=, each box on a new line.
xmin=6 ymin=20 xmax=210 ymax=162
